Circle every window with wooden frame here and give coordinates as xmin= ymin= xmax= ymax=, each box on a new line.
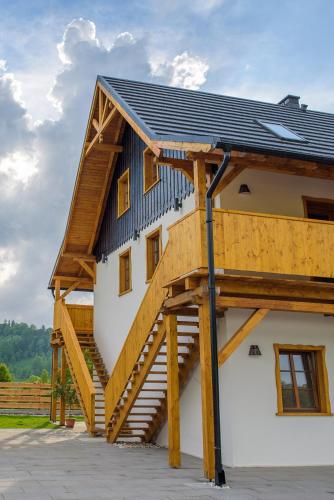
xmin=119 ymin=248 xmax=132 ymax=295
xmin=117 ymin=169 xmax=130 ymax=217
xmin=143 ymin=147 xmax=159 ymax=193
xmin=274 ymin=344 xmax=331 ymax=416
xmin=146 ymin=226 xmax=162 ymax=282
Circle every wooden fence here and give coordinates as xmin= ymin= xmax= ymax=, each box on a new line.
xmin=0 ymin=382 xmax=81 ymax=414
xmin=0 ymin=382 xmax=52 ymax=412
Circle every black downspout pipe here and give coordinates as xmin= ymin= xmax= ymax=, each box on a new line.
xmin=205 ymin=148 xmax=231 ymax=487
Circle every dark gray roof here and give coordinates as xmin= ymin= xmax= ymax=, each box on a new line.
xmin=98 ymin=75 xmax=334 ymax=164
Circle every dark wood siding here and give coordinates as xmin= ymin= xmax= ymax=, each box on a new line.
xmin=94 ymin=124 xmax=193 ymax=260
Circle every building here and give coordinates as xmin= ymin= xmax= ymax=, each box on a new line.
xmin=49 ymin=76 xmax=334 ymax=479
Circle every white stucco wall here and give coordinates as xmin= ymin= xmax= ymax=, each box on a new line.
xmin=157 ymin=311 xmax=334 ymax=467
xmin=94 ymin=167 xmax=334 ymax=467
xmin=94 ymin=194 xmax=195 ymax=373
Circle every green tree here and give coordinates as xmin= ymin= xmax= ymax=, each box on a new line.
xmin=0 ymin=363 xmax=12 ymax=382
xmin=40 ymin=369 xmax=49 ymax=383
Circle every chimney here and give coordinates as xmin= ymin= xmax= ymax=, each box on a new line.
xmin=278 ymin=94 xmax=300 ymax=109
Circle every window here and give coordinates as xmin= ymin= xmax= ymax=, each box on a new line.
xmin=118 ymin=169 xmax=130 ymax=217
xmin=119 ymin=248 xmax=132 ymax=295
xmin=303 ymin=197 xmax=334 ymax=222
xmin=274 ymin=344 xmax=331 ymax=416
xmin=146 ymin=227 xmax=162 ymax=282
xmin=143 ymin=147 xmax=159 ymax=193
xmin=256 ymin=120 xmax=307 ymax=142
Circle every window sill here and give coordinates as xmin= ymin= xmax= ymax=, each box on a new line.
xmin=144 ymin=178 xmax=160 ymax=195
xmin=117 ymin=207 xmax=130 ymax=219
xmin=276 ymin=412 xmax=333 ymax=417
xmin=118 ymin=288 xmax=132 ymax=297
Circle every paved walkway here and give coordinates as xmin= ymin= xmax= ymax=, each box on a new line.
xmin=0 ymin=427 xmax=334 ymax=499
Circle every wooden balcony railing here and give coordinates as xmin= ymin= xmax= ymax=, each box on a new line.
xmin=66 ymin=304 xmax=94 ymax=333
xmin=167 ymin=208 xmax=334 ymax=281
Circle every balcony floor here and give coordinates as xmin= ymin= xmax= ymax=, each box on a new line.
xmin=1 ymin=426 xmax=333 ymax=499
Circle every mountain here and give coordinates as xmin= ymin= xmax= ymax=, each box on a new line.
xmin=0 ymin=321 xmax=52 ymax=381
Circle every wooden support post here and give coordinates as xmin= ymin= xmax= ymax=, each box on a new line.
xmin=198 ymin=298 xmax=215 ymax=480
xmin=50 ymin=346 xmax=58 ymax=422
xmin=55 ymin=279 xmax=60 ymax=301
xmin=218 ymin=309 xmax=269 ymax=366
xmin=60 ymin=348 xmax=67 ymax=426
xmin=193 ymin=159 xmax=207 ymax=209
xmin=166 ymin=314 xmax=180 ymax=468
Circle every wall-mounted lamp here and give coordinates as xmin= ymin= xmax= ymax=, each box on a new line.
xmin=174 ymin=197 xmax=183 ymax=211
xmin=239 ymin=184 xmax=251 ymax=195
xmin=133 ymin=229 xmax=140 ymax=241
xmin=101 ymin=253 xmax=108 ymax=263
xmin=249 ymin=345 xmax=261 ymax=356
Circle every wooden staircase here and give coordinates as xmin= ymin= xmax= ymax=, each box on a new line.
xmin=53 ymin=300 xmax=108 ymax=435
xmin=108 ymin=314 xmax=199 ymax=442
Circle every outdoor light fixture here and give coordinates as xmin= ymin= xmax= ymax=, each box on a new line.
xmin=239 ymin=183 xmax=251 ymax=195
xmin=101 ymin=253 xmax=108 ymax=263
xmin=249 ymin=345 xmax=262 ymax=356
xmin=174 ymin=197 xmax=182 ymax=211
xmin=133 ymin=229 xmax=140 ymax=241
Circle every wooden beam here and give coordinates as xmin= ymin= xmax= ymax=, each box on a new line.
xmin=60 ymin=281 xmax=82 ymax=300
xmin=60 ymin=348 xmax=67 ymax=426
xmin=155 ymin=156 xmax=194 ymax=183
xmin=193 ymin=159 xmax=207 ymax=209
xmin=218 ymin=309 xmax=269 ymax=366
xmin=50 ymin=346 xmax=58 ymax=423
xmin=163 ymin=287 xmax=203 ymax=310
xmin=215 ymin=275 xmax=334 ymax=303
xmin=198 ymin=298 xmax=215 ymax=480
xmin=165 ymin=314 xmax=180 ymax=468
xmin=216 ymin=296 xmax=334 ymax=315
xmin=84 ymin=142 xmax=123 ymax=153
xmin=62 ymin=252 xmax=96 ymax=262
xmin=55 ymin=279 xmax=60 ymax=301
xmin=76 ymin=259 xmax=96 ymax=282
xmin=97 ymin=81 xmax=161 ymax=157
xmin=53 ymin=275 xmax=93 ymax=284
xmin=214 ymin=165 xmax=245 ymax=196
xmin=85 ymin=106 xmax=119 ymax=157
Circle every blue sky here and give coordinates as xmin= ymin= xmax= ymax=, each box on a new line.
xmin=0 ymin=0 xmax=333 ymax=326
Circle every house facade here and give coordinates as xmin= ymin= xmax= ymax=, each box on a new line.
xmin=49 ymin=77 xmax=334 ymax=478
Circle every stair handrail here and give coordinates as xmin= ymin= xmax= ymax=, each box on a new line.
xmin=55 ymin=300 xmax=96 ymax=430
xmin=104 ymin=241 xmax=172 ymax=425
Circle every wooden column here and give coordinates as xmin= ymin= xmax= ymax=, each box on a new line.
xmin=50 ymin=346 xmax=58 ymax=422
xmin=166 ymin=314 xmax=180 ymax=468
xmin=59 ymin=348 xmax=67 ymax=426
xmin=193 ymin=158 xmax=207 ymax=209
xmin=198 ymin=298 xmax=215 ymax=480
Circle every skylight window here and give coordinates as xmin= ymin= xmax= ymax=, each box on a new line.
xmin=256 ymin=120 xmax=307 ymax=142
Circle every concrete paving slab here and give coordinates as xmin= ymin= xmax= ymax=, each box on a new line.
xmin=0 ymin=428 xmax=334 ymax=499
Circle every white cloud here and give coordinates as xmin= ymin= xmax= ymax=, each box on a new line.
xmin=0 ymin=18 xmax=210 ymax=325
xmin=0 ymin=151 xmax=38 ymax=186
xmin=0 ymin=248 xmax=18 ymax=286
xmin=57 ymin=18 xmax=99 ymax=65
xmin=169 ymin=52 xmax=209 ymax=90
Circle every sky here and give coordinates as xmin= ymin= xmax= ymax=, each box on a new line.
xmin=0 ymin=0 xmax=333 ymax=327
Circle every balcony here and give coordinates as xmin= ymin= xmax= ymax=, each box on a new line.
xmin=168 ymin=208 xmax=334 ymax=282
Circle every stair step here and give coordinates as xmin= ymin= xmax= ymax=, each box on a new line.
xmin=122 ymin=426 xmax=150 ymax=431
xmin=133 ymin=404 xmax=161 ymax=408
xmin=126 ymin=419 xmax=153 ymax=423
xmin=118 ymin=434 xmax=145 ymax=438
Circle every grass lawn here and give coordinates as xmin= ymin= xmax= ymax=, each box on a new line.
xmin=0 ymin=415 xmax=84 ymax=429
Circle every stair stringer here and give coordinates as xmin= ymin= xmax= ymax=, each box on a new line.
xmin=104 ymin=241 xmax=173 ymax=429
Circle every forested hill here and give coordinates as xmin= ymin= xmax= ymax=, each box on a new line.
xmin=0 ymin=321 xmax=52 ymax=380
